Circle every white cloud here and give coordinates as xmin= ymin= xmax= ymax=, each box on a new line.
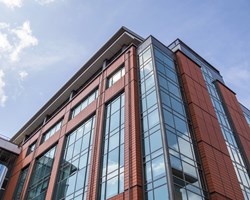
xmin=19 ymin=70 xmax=28 ymax=81
xmin=36 ymin=0 xmax=56 ymax=5
xmin=10 ymin=21 xmax=38 ymax=62
xmin=0 ymin=22 xmax=10 ymax=29
xmin=0 ymin=70 xmax=7 ymax=107
xmin=0 ymin=0 xmax=22 ymax=9
xmin=0 ymin=33 xmax=13 ymax=54
xmin=0 ymin=21 xmax=38 ymax=63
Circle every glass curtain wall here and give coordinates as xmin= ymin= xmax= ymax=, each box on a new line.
xmin=54 ymin=116 xmax=95 ymax=200
xmin=138 ymin=37 xmax=206 ymax=200
xmin=154 ymin=45 xmax=205 ymax=199
xmin=26 ymin=146 xmax=56 ymax=200
xmin=200 ymin=66 xmax=250 ymax=199
xmin=138 ymin=45 xmax=170 ymax=200
xmin=100 ymin=93 xmax=125 ymax=200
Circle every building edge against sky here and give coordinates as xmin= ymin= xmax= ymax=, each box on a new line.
xmin=0 ymin=27 xmax=250 ymax=199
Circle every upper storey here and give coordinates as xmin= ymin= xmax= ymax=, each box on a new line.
xmin=10 ymin=27 xmax=143 ymax=145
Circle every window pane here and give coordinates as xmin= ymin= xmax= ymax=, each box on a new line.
xmin=154 ymin=185 xmax=168 ymax=200
xmin=143 ymin=48 xmax=151 ymax=62
xmin=150 ymin=131 xmax=162 ymax=152
xmin=107 ymin=148 xmax=119 ymax=174
xmin=148 ymin=109 xmax=159 ymax=129
xmin=106 ymin=176 xmax=118 ymax=198
xmin=152 ymin=155 xmax=165 ymax=179
xmin=144 ymin=61 xmax=153 ymax=76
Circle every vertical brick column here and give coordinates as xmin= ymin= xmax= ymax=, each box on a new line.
xmin=86 ymin=75 xmax=105 ymax=200
xmin=215 ymin=81 xmax=250 ymax=169
xmin=176 ymin=51 xmax=243 ymax=200
xmin=123 ymin=47 xmax=143 ymax=200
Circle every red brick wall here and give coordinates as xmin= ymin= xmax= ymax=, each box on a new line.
xmin=5 ymin=45 xmax=142 ymax=200
xmin=216 ymin=81 xmax=250 ymax=168
xmin=176 ymin=51 xmax=243 ymax=200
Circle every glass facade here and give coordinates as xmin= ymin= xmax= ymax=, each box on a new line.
xmin=200 ymin=65 xmax=250 ymax=199
xmin=70 ymin=88 xmax=98 ymax=119
xmin=54 ymin=116 xmax=95 ymax=200
xmin=107 ymin=66 xmax=125 ymax=88
xmin=138 ymin=38 xmax=206 ymax=200
xmin=26 ymin=146 xmax=56 ymax=200
xmin=13 ymin=166 xmax=29 ymax=200
xmin=41 ymin=120 xmax=63 ymax=144
xmin=154 ymin=45 xmax=205 ymax=199
xmin=100 ymin=93 xmax=125 ymax=200
xmin=139 ymin=45 xmax=170 ymax=200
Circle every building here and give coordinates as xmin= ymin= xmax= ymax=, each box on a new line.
xmin=0 ymin=136 xmax=20 ymax=199
xmin=2 ymin=27 xmax=250 ymax=200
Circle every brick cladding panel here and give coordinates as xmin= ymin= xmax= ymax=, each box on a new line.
xmin=176 ymin=51 xmax=244 ymax=200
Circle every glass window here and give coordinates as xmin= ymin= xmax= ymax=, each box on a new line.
xmin=41 ymin=120 xmax=63 ymax=144
xmin=154 ymin=185 xmax=168 ymax=200
xmin=174 ymin=116 xmax=188 ymax=135
xmin=143 ymin=48 xmax=152 ymax=62
xmin=152 ymin=155 xmax=165 ymax=180
xmin=71 ymin=88 xmax=98 ymax=119
xmin=54 ymin=116 xmax=95 ymax=200
xmin=148 ymin=109 xmax=160 ymax=129
xmin=100 ymin=94 xmax=124 ymax=199
xmin=27 ymin=141 xmax=36 ymax=156
xmin=13 ymin=166 xmax=29 ymax=200
xmin=150 ymin=130 xmax=162 ymax=152
xmin=107 ymin=66 xmax=125 ymax=88
xmin=26 ymin=146 xmax=56 ymax=200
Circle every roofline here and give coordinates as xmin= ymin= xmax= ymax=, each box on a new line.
xmin=168 ymin=38 xmax=221 ymax=74
xmin=11 ymin=26 xmax=144 ymax=143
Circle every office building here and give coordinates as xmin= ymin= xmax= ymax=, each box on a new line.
xmin=2 ymin=27 xmax=250 ymax=200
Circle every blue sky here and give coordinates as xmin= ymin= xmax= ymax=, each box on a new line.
xmin=0 ymin=0 xmax=250 ymax=139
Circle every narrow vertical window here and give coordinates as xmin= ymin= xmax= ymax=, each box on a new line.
xmin=13 ymin=166 xmax=29 ymax=200
xmin=100 ymin=93 xmax=125 ymax=200
xmin=26 ymin=146 xmax=56 ymax=200
xmin=54 ymin=115 xmax=95 ymax=200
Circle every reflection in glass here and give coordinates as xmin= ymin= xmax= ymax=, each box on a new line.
xmin=100 ymin=94 xmax=124 ymax=199
xmin=26 ymin=146 xmax=56 ymax=200
xmin=154 ymin=46 xmax=205 ymax=199
xmin=54 ymin=116 xmax=95 ymax=200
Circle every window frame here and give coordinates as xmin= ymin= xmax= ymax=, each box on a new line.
xmin=40 ymin=119 xmax=63 ymax=144
xmin=107 ymin=64 xmax=125 ymax=88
